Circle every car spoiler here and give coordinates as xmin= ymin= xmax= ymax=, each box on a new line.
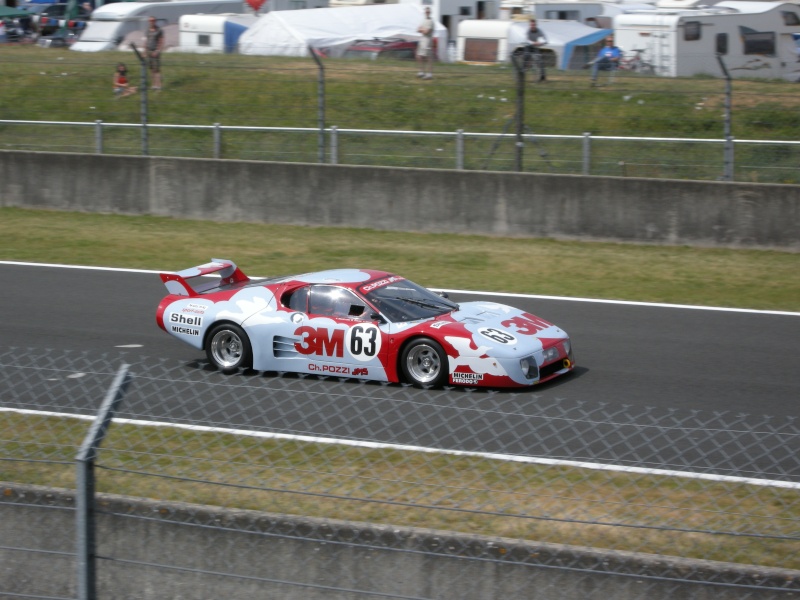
xmin=159 ymin=259 xmax=250 ymax=297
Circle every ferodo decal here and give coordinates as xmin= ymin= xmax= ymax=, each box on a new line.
xmin=295 ymin=326 xmax=345 ymax=357
xmin=294 ymin=324 xmax=382 ymax=360
xmin=346 ymin=324 xmax=382 ymax=362
xmin=478 ymin=327 xmax=517 ymax=345
xmin=501 ymin=313 xmax=552 ymax=335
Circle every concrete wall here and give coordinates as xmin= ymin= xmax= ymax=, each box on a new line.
xmin=1 ymin=150 xmax=799 ymax=250
xmin=2 ymin=483 xmax=797 ymax=600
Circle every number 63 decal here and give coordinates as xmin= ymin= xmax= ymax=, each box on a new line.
xmin=478 ymin=327 xmax=517 ymax=345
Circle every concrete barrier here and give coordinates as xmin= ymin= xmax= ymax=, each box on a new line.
xmin=2 ymin=483 xmax=797 ymax=600
xmin=1 ymin=150 xmax=798 ymax=250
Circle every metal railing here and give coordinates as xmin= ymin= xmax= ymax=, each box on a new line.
xmin=4 ymin=117 xmax=800 ymax=182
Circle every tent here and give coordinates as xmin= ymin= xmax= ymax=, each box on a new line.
xmin=238 ymin=3 xmax=449 ymax=62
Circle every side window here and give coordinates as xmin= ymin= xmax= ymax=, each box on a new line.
xmin=684 ymin=21 xmax=701 ymax=42
xmin=285 ymin=286 xmax=309 ymax=312
xmin=716 ymin=33 xmax=728 ymax=55
xmin=742 ymin=31 xmax=775 ymax=56
xmin=309 ymin=286 xmax=367 ymax=319
xmin=782 ymin=11 xmax=800 ymax=25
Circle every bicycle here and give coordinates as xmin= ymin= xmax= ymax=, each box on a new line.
xmin=617 ymin=48 xmax=656 ymax=75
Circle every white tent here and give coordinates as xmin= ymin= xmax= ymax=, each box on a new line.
xmin=238 ymin=3 xmax=449 ymax=62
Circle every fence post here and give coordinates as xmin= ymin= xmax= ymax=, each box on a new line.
xmin=308 ymin=46 xmax=326 ymax=164
xmin=510 ymin=49 xmax=527 ymax=172
xmin=330 ymin=126 xmax=338 ymax=165
xmin=95 ymin=120 xmax=103 ymax=155
xmin=456 ymin=129 xmax=464 ymax=170
xmin=76 ymin=364 xmax=131 ymax=600
xmin=582 ymin=132 xmax=591 ymax=175
xmin=213 ymin=123 xmax=221 ymax=159
xmin=716 ymin=53 xmax=734 ymax=181
xmin=130 ymin=44 xmax=150 ymax=156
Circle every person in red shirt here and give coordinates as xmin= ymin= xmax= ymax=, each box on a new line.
xmin=113 ymin=63 xmax=137 ymax=98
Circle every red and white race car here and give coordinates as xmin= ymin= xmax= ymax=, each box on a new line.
xmin=156 ymin=260 xmax=575 ymax=388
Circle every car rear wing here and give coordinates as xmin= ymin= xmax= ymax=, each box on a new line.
xmin=160 ymin=259 xmax=250 ymax=297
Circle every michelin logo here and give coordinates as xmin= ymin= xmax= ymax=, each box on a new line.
xmin=452 ymin=372 xmax=484 ymax=384
xmin=171 ymin=325 xmax=200 ymax=336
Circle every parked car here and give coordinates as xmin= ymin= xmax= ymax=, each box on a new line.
xmin=342 ymin=37 xmax=418 ymax=61
xmin=35 ymin=3 xmax=90 ymax=37
xmin=156 ymin=260 xmax=575 ymax=388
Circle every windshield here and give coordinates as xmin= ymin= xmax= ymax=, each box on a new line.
xmin=77 ymin=21 xmax=124 ymax=42
xmin=360 ymin=277 xmax=458 ymax=323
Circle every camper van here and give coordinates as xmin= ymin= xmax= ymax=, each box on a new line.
xmin=71 ymin=0 xmax=245 ymax=52
xmin=614 ymin=1 xmax=800 ymax=79
xmin=179 ymin=13 xmax=257 ymax=52
xmin=457 ymin=17 xmax=610 ymax=67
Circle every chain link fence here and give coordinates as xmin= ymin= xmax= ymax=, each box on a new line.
xmin=2 ymin=49 xmax=800 ymax=182
xmin=1 ymin=347 xmax=799 ymax=599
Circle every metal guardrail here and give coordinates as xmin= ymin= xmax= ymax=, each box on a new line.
xmin=2 ymin=118 xmax=800 ymax=181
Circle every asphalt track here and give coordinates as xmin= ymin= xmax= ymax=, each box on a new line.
xmin=2 ymin=261 xmax=799 ymax=481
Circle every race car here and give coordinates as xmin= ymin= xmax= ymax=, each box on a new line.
xmin=156 ymin=260 xmax=575 ymax=388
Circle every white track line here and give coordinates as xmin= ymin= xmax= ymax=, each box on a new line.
xmin=2 ymin=260 xmax=798 ymax=316
xmin=3 ymin=407 xmax=798 ymax=490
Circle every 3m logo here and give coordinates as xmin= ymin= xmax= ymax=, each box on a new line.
xmin=501 ymin=313 xmax=552 ymax=336
xmin=294 ymin=326 xmax=345 ymax=357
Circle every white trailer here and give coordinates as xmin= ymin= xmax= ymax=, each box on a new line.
xmin=394 ymin=0 xmax=499 ymax=44
xmin=71 ymin=0 xmax=245 ymax=51
xmin=178 ymin=13 xmax=257 ymax=52
xmin=457 ymin=16 xmax=610 ymax=67
xmin=614 ymin=1 xmax=800 ymax=80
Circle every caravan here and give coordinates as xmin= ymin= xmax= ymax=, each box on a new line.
xmin=179 ymin=13 xmax=257 ymax=52
xmin=71 ymin=0 xmax=245 ymax=52
xmin=457 ymin=17 xmax=611 ymax=68
xmin=614 ymin=1 xmax=800 ymax=79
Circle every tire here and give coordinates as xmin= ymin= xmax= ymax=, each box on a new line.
xmin=205 ymin=323 xmax=252 ymax=373
xmin=636 ymin=63 xmax=655 ymax=76
xmin=401 ymin=338 xmax=448 ymax=388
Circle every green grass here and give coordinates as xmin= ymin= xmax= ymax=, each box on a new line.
xmin=3 ymin=412 xmax=796 ymax=569
xmin=3 ymin=47 xmax=800 ymax=180
xmin=2 ymin=207 xmax=798 ymax=311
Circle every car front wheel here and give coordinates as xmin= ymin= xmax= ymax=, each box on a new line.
xmin=206 ymin=323 xmax=252 ymax=373
xmin=401 ymin=338 xmax=448 ymax=387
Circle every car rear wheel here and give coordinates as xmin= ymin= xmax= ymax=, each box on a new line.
xmin=401 ymin=338 xmax=448 ymax=387
xmin=206 ymin=324 xmax=252 ymax=373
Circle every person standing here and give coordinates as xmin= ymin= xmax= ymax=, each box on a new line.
xmin=590 ymin=36 xmax=621 ymax=86
xmin=146 ymin=16 xmax=164 ymax=90
xmin=416 ymin=6 xmax=434 ymax=80
xmin=526 ymin=18 xmax=548 ymax=82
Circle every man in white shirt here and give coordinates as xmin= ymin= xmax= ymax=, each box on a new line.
xmin=416 ymin=6 xmax=434 ymax=80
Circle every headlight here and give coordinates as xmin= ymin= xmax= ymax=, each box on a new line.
xmin=563 ymin=339 xmax=571 ymax=356
xmin=542 ymin=346 xmax=560 ymax=363
xmin=520 ymin=356 xmax=539 ymax=379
